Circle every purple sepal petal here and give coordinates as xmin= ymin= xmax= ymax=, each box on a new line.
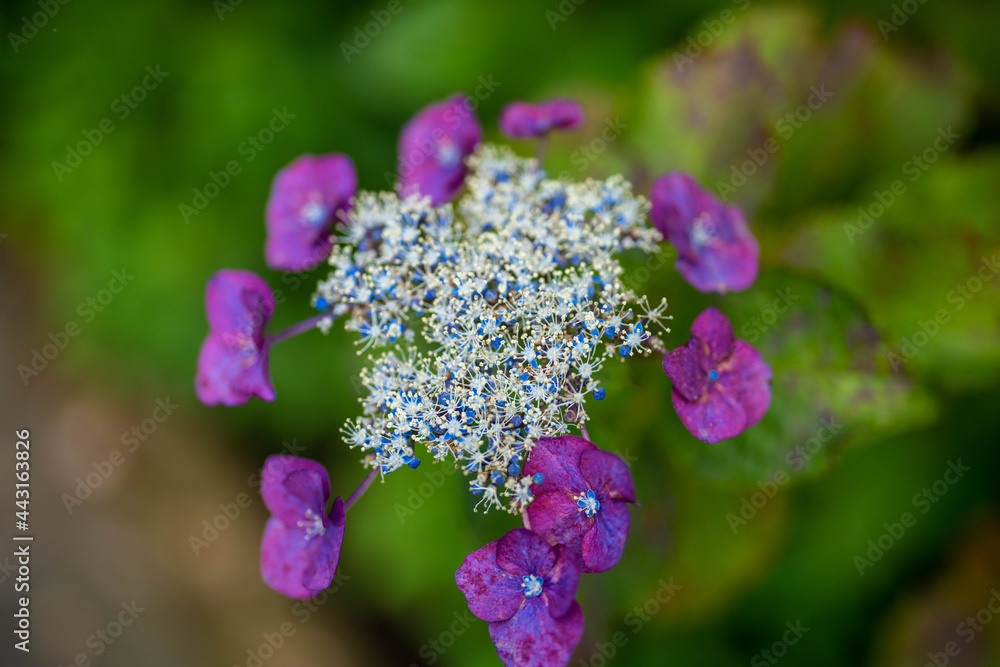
xmin=456 ymin=539 xmax=527 ymax=623
xmin=650 ymin=172 xmax=759 ymax=293
xmin=302 ymin=497 xmax=346 ymax=591
xmin=662 ymin=340 xmax=707 ymax=402
xmin=195 ymin=333 xmax=274 ymax=406
xmin=496 ymin=528 xmax=558 ymax=577
xmin=579 ymin=449 xmax=635 ymax=503
xmin=204 ymin=269 xmax=275 ymax=340
xmin=581 ymin=500 xmax=630 ymax=573
xmin=540 ymin=546 xmax=580 ymax=619
xmin=261 ymin=455 xmax=330 ymax=525
xmin=525 ymin=491 xmax=589 ymax=553
xmin=488 ymin=598 xmax=584 ymax=667
xmin=498 ymin=99 xmax=585 ymax=139
xmin=691 ymin=306 xmax=735 ymax=366
xmin=265 ymin=154 xmax=358 ymax=272
xmin=261 ymin=516 xmax=341 ymax=600
xmin=398 ymin=94 xmax=482 ymax=206
xmin=523 ymin=436 xmax=594 ymax=494
xmin=720 ymin=340 xmax=772 ymax=428
xmin=671 ymin=385 xmax=747 ymax=444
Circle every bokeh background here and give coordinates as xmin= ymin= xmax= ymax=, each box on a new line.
xmin=2 ymin=0 xmax=1000 ymax=665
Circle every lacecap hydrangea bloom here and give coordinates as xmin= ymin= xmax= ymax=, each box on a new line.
xmin=194 ymin=93 xmax=772 ymax=667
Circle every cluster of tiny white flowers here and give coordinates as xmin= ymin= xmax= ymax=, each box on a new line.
xmin=314 ymin=145 xmax=669 ymax=514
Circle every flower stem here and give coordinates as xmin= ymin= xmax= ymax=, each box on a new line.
xmin=579 ymin=420 xmax=590 ymax=441
xmin=535 ymin=136 xmax=549 ymax=164
xmin=269 ymin=311 xmax=332 ymax=346
xmin=344 ymin=468 xmax=379 ymax=511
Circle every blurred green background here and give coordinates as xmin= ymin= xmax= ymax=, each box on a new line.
xmin=2 ymin=0 xmax=999 ymax=665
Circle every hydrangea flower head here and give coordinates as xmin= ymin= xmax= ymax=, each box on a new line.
xmin=317 ymin=145 xmax=668 ymax=513
xmin=265 ymin=154 xmax=358 ymax=271
xmin=524 ymin=436 xmax=635 ymax=572
xmin=662 ymin=307 xmax=771 ymax=443
xmin=397 ymin=94 xmax=483 ymax=205
xmin=195 ymin=269 xmax=276 ymax=406
xmin=499 ymin=99 xmax=585 ymax=139
xmin=260 ymin=455 xmax=346 ymax=599
xmin=650 ymin=172 xmax=758 ymax=293
xmin=456 ymin=528 xmax=584 ymax=667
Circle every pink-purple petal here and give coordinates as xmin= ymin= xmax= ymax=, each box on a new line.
xmin=398 ymin=94 xmax=482 ymax=206
xmin=456 ymin=540 xmax=529 ymax=623
xmin=261 ymin=455 xmax=330 ymax=524
xmin=260 ymin=517 xmax=319 ymax=599
xmin=498 ymin=99 xmax=585 ymax=139
xmin=301 ymin=497 xmax=346 ymax=591
xmin=524 ymin=436 xmax=593 ymax=494
xmin=676 ymin=228 xmax=759 ymax=294
xmin=540 ymin=546 xmax=580 ymax=619
xmin=496 ymin=528 xmax=558 ymax=578
xmin=525 ymin=491 xmax=589 ymax=552
xmin=720 ymin=340 xmax=772 ymax=428
xmin=579 ymin=449 xmax=635 ymax=503
xmin=690 ymin=306 xmax=735 ymax=367
xmin=204 ymin=270 xmax=274 ymax=339
xmin=265 ymin=154 xmax=358 ymax=272
xmin=662 ymin=340 xmax=708 ymax=402
xmin=195 ymin=333 xmax=274 ymax=406
xmin=671 ymin=385 xmax=748 ymax=444
xmin=581 ymin=499 xmax=630 ymax=573
xmin=488 ymin=598 xmax=584 ymax=667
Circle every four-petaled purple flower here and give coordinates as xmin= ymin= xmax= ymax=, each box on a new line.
xmin=662 ymin=307 xmax=772 ymax=443
xmin=498 ymin=99 xmax=585 ymax=140
xmin=196 ymin=269 xmax=276 ymax=406
xmin=398 ymin=94 xmax=483 ymax=206
xmin=260 ymin=455 xmax=346 ymax=599
xmin=524 ymin=436 xmax=635 ymax=573
xmin=265 ymin=153 xmax=358 ymax=271
xmin=456 ymin=528 xmax=584 ymax=667
xmin=650 ymin=172 xmax=759 ymax=293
